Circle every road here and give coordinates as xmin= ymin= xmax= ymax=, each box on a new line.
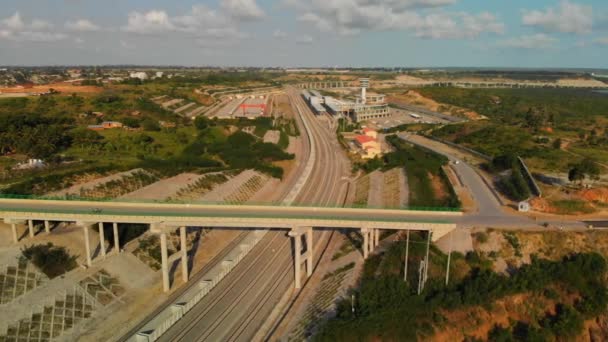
xmin=397 ymin=133 xmax=593 ymax=229
xmin=153 ymin=87 xmax=352 ymax=341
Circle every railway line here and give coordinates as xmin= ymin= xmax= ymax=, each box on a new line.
xmin=155 ymin=86 xmax=350 ymax=341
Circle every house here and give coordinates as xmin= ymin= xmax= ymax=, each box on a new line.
xmin=362 ymin=128 xmax=378 ymax=139
xmin=355 ymin=135 xmax=379 ymax=150
xmin=101 ymin=121 xmax=123 ymax=129
xmin=87 ymin=125 xmax=104 ymax=131
xmin=362 ymin=146 xmax=382 ymax=159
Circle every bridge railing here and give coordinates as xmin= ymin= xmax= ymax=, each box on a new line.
xmin=0 ymin=207 xmax=454 ymax=224
xmin=0 ymin=193 xmax=461 ymax=213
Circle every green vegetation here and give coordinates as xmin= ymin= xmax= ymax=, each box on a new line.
xmin=22 ymin=243 xmax=77 ymax=278
xmin=425 ymin=87 xmax=608 ymax=171
xmin=315 ymin=234 xmax=608 ymax=342
xmin=358 ymin=135 xmax=460 ymax=208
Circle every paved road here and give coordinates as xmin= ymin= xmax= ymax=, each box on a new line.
xmin=397 ymin=133 xmax=594 ymax=229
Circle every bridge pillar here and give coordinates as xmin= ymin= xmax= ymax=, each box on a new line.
xmin=98 ymin=222 xmax=106 ymax=258
xmin=44 ymin=221 xmax=50 ymax=234
xmin=80 ymin=223 xmax=93 ymax=267
xmin=11 ymin=223 xmax=18 ymax=243
xmin=361 ymin=228 xmax=370 ymax=259
xmin=180 ymin=226 xmax=189 ymax=283
xmin=374 ymin=229 xmax=380 ymax=247
xmin=4 ymin=219 xmax=25 ymax=243
xmin=160 ymin=232 xmax=170 ymax=293
xmin=28 ymin=220 xmax=35 ymax=238
xmin=113 ymin=223 xmax=120 ymax=254
xmin=289 ymin=227 xmax=313 ymax=289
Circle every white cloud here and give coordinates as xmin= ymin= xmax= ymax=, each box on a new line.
xmin=220 ymin=0 xmax=265 ymax=21
xmin=123 ymin=10 xmax=174 ymax=34
xmin=65 ymin=19 xmax=100 ymax=32
xmin=0 ymin=12 xmax=67 ymax=42
xmin=498 ymin=33 xmax=557 ymax=49
xmin=2 ymin=12 xmax=24 ymax=31
xmin=273 ymin=29 xmax=288 ymax=39
xmin=414 ymin=12 xmax=504 ymax=39
xmin=296 ymin=35 xmax=314 ymax=44
xmin=290 ymin=0 xmax=503 ymax=39
xmin=31 ymin=19 xmax=53 ymax=30
xmin=523 ymin=1 xmax=593 ymax=34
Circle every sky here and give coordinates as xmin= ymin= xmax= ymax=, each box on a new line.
xmin=0 ymin=0 xmax=607 ymax=68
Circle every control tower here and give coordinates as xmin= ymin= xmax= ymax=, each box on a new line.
xmin=360 ymin=78 xmax=369 ymax=104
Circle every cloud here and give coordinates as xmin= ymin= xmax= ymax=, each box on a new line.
xmin=220 ymin=0 xmax=265 ymax=21
xmin=296 ymin=35 xmax=314 ymax=45
xmin=290 ymin=0 xmax=503 ymax=39
xmin=120 ymin=40 xmax=135 ymax=49
xmin=414 ymin=12 xmax=504 ymax=39
xmin=595 ymin=37 xmax=608 ymax=45
xmin=0 ymin=12 xmax=67 ymax=42
xmin=2 ymin=12 xmax=24 ymax=31
xmin=65 ymin=19 xmax=100 ymax=32
xmin=123 ymin=10 xmax=174 ymax=34
xmin=273 ymin=29 xmax=288 ymax=39
xmin=498 ymin=33 xmax=557 ymax=49
xmin=523 ymin=1 xmax=593 ymax=34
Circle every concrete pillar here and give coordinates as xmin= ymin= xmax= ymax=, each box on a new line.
xmin=112 ymin=223 xmax=120 ymax=254
xmin=44 ymin=221 xmax=50 ymax=234
xmin=83 ymin=225 xmax=92 ymax=267
xmin=361 ymin=228 xmax=369 ymax=259
xmin=11 ymin=223 xmax=18 ymax=243
xmin=374 ymin=229 xmax=380 ymax=247
xmin=368 ymin=230 xmax=374 ymax=255
xmin=180 ymin=226 xmax=188 ymax=283
xmin=28 ymin=220 xmax=35 ymax=238
xmin=98 ymin=222 xmax=106 ymax=257
xmin=306 ymin=229 xmax=313 ymax=277
xmin=294 ymin=234 xmax=302 ymax=289
xmin=160 ymin=232 xmax=170 ymax=292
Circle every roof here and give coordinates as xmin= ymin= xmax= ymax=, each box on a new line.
xmin=355 ymin=135 xmax=375 ymax=144
xmin=363 ymin=128 xmax=376 ymax=133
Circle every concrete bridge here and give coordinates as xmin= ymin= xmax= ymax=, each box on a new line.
xmin=0 ymin=198 xmax=459 ymax=291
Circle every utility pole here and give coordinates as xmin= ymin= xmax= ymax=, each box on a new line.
xmin=424 ymin=230 xmax=432 ymax=285
xmin=404 ymin=230 xmax=410 ymax=282
xmin=445 ymin=230 xmax=453 ymax=286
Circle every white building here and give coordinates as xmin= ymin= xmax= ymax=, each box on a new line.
xmin=129 ymin=72 xmax=148 ymax=81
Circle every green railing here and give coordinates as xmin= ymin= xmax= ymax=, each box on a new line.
xmin=0 ymin=206 xmax=453 ymax=225
xmin=0 ymin=193 xmax=461 ymax=213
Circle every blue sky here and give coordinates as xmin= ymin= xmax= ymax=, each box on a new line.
xmin=0 ymin=0 xmax=607 ymax=67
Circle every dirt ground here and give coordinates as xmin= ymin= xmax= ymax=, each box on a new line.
xmin=119 ymin=173 xmax=204 ymax=200
xmin=388 ymin=90 xmax=484 ymax=120
xmin=47 ymin=169 xmax=143 ymax=197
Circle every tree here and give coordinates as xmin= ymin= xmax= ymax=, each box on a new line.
xmin=70 ymin=128 xmax=103 ymax=148
xmin=552 ymin=138 xmax=562 ymax=149
xmin=141 ymin=118 xmax=161 ymax=132
xmin=194 ymin=116 xmax=209 ymax=130
xmin=568 ymin=167 xmax=585 ymax=184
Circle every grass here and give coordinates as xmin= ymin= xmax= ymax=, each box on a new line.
xmin=551 ymin=199 xmax=596 ymax=215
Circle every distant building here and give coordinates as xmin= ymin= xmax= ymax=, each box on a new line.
xmin=155 ymin=71 xmax=164 ymax=78
xmin=102 ymin=121 xmax=123 ymax=129
xmin=129 ymin=72 xmax=148 ymax=81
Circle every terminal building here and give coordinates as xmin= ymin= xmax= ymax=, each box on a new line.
xmin=301 ymin=78 xmax=390 ymax=122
